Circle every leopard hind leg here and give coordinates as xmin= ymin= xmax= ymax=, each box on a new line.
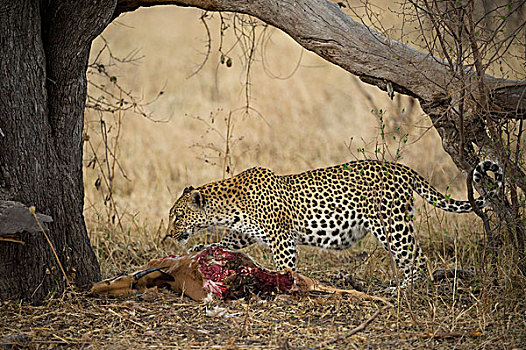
xmin=370 ymin=214 xmax=428 ymax=288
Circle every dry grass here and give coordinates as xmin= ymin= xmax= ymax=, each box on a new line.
xmin=1 ymin=288 xmax=524 ymax=349
xmin=1 ymin=4 xmax=525 ymax=350
xmin=1 ymin=244 xmax=525 ymax=349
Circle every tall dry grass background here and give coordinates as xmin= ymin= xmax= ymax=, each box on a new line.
xmin=83 ymin=5 xmax=522 ymax=296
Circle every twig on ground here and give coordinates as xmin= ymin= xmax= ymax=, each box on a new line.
xmin=29 ymin=206 xmax=73 ymax=291
xmin=314 ymin=306 xmax=389 ymax=348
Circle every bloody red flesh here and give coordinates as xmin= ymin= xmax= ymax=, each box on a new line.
xmin=196 ymin=246 xmax=294 ymax=298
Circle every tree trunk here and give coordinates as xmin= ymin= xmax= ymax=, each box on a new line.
xmin=0 ymin=0 xmax=115 ymax=304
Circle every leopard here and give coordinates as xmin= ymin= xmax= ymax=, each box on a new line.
xmin=167 ymin=159 xmax=502 ymax=288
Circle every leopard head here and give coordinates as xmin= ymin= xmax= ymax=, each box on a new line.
xmin=167 ymin=186 xmax=208 ymax=244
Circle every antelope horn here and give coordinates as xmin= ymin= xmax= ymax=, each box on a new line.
xmin=132 ymin=266 xmax=171 ymax=281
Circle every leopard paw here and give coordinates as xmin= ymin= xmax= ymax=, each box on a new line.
xmin=187 ymin=244 xmax=208 ymax=253
xmin=188 ymin=243 xmax=220 ymax=253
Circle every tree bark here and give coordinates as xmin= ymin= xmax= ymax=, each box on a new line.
xmin=0 ymin=0 xmax=115 ymax=304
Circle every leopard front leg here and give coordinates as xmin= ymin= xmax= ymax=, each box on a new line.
xmin=269 ymin=232 xmax=297 ymax=271
xmin=188 ymin=229 xmax=255 ymax=253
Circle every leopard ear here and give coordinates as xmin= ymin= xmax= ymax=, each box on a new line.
xmin=188 ymin=190 xmax=206 ymax=212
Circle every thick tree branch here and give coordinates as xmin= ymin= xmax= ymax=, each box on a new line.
xmin=114 ymin=0 xmax=525 ymax=119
